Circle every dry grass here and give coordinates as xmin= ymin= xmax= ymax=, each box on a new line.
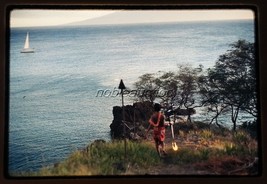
xmin=13 ymin=123 xmax=258 ymax=176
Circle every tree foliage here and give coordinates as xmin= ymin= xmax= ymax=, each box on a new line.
xmin=207 ymin=40 xmax=256 ymax=130
xmin=175 ymin=64 xmax=203 ymax=109
xmin=134 ymin=40 xmax=257 ymax=130
xmin=134 ymin=73 xmax=159 ymax=102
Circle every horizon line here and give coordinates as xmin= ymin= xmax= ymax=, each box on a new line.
xmin=10 ymin=18 xmax=254 ymax=29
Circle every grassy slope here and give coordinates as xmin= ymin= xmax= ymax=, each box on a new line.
xmin=14 ymin=123 xmax=258 ymax=176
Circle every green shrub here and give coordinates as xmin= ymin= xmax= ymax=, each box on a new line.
xmin=200 ymin=129 xmax=214 ymax=139
xmin=233 ymin=131 xmax=250 ymax=146
xmin=165 ymin=147 xmax=211 ymax=165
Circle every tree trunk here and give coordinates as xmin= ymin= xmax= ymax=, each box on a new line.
xmin=187 ymin=114 xmax=191 ymax=123
xmin=231 ymin=105 xmax=240 ymax=131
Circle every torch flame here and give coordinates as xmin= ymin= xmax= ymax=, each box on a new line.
xmin=172 ymin=142 xmax=178 ymax=151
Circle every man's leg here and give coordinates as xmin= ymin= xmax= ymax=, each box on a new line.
xmin=161 ymin=142 xmax=167 ymax=155
xmin=155 ymin=139 xmax=161 ymax=157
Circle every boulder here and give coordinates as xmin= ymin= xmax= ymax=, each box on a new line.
xmin=110 ymin=101 xmax=154 ymax=139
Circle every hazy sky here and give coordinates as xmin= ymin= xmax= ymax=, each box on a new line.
xmin=10 ymin=9 xmax=254 ymax=28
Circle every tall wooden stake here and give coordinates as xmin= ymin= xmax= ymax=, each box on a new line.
xmin=119 ymin=79 xmax=126 ymax=160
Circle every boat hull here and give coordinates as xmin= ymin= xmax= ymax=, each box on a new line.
xmin=21 ymin=48 xmax=34 ymax=53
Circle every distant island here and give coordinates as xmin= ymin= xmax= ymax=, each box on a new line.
xmin=64 ymin=11 xmax=252 ymax=27
xmin=64 ymin=11 xmax=180 ymax=26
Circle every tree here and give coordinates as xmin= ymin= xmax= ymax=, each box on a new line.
xmin=172 ymin=65 xmax=203 ymax=122
xmin=134 ymin=73 xmax=159 ymax=102
xmin=207 ymin=40 xmax=256 ymax=130
xmin=134 ymin=65 xmax=204 ymax=123
xmin=154 ymin=71 xmax=178 ymax=104
xmin=175 ymin=65 xmax=200 ymax=107
xmin=198 ymin=73 xmax=228 ymax=127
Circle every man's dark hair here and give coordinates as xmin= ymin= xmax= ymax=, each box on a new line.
xmin=154 ymin=103 xmax=161 ymax=112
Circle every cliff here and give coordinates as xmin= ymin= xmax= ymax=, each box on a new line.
xmin=110 ymin=101 xmax=154 ymax=139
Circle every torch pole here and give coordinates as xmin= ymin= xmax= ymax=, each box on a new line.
xmin=119 ymin=79 xmax=127 ymax=161
xmin=121 ymin=88 xmax=126 ymax=160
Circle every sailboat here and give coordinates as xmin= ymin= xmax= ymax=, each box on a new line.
xmin=21 ymin=32 xmax=34 ymax=53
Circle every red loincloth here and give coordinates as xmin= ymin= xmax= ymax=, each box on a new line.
xmin=153 ymin=126 xmax=165 ymax=142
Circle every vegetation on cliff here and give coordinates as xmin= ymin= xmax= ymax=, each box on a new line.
xmin=14 ymin=121 xmax=258 ymax=176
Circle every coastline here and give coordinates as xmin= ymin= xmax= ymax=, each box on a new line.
xmin=10 ymin=117 xmax=258 ymax=176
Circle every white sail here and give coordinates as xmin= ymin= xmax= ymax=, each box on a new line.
xmin=21 ymin=32 xmax=34 ymax=53
xmin=24 ymin=32 xmax=30 ymax=49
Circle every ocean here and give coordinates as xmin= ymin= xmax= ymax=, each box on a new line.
xmin=9 ymin=20 xmax=255 ymax=172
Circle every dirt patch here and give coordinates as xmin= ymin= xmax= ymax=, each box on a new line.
xmin=194 ymin=156 xmax=258 ymax=175
xmin=127 ymin=163 xmax=210 ymax=175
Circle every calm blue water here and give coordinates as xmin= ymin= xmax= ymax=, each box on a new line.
xmin=9 ymin=20 xmax=255 ymax=172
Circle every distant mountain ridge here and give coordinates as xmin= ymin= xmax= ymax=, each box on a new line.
xmin=64 ymin=10 xmax=252 ymax=27
xmin=65 ymin=11 xmax=184 ymax=26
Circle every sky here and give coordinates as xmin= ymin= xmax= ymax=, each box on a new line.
xmin=10 ymin=9 xmax=255 ymax=28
